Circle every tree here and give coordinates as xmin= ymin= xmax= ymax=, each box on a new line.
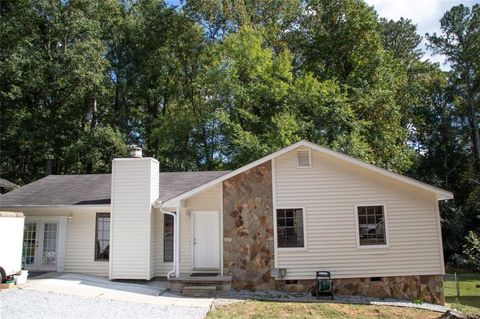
xmin=1 ymin=0 xmax=477 ymax=266
xmin=201 ymin=26 xmax=297 ymax=165
xmin=427 ymin=4 xmax=480 ymax=173
xmin=183 ymin=0 xmax=302 ymax=42
xmin=0 ymin=0 xmax=127 ymax=182
xmin=288 ymin=0 xmax=414 ymax=172
xmin=379 ymin=17 xmax=423 ymax=62
xmin=121 ymin=0 xmax=217 ymax=170
xmin=463 ymin=230 xmax=480 ymax=271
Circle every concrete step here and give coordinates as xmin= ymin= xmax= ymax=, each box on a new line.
xmin=182 ymin=285 xmax=216 ymax=298
xmin=169 ymin=275 xmax=232 ymax=293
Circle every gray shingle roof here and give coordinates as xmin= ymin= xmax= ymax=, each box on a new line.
xmin=158 ymin=171 xmax=230 ymax=201
xmin=0 ymin=171 xmax=230 ymax=207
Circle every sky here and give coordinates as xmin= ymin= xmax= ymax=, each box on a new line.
xmin=166 ymin=0 xmax=477 ymax=68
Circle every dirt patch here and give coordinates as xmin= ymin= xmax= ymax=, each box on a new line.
xmin=207 ymin=301 xmax=441 ymax=319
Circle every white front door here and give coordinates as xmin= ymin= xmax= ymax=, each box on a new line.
xmin=23 ymin=221 xmax=58 ymax=271
xmin=192 ymin=211 xmax=220 ymax=270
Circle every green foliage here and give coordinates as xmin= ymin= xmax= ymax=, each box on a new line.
xmin=463 ymin=231 xmax=480 ymax=272
xmin=66 ymin=127 xmax=128 ymax=174
xmin=379 ymin=17 xmax=423 ymax=61
xmin=0 ymin=0 xmax=479 ymax=263
xmin=427 ymin=4 xmax=480 ymax=173
xmin=425 ymin=4 xmax=480 ymax=262
xmin=183 ymin=0 xmax=302 ymax=43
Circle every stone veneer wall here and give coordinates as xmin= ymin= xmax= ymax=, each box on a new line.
xmin=276 ymin=275 xmax=445 ymax=305
xmin=222 ymin=160 xmax=275 ymax=290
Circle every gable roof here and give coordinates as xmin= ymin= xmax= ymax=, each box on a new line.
xmin=160 ymin=140 xmax=453 ymax=207
xmin=0 ymin=171 xmax=230 ymax=207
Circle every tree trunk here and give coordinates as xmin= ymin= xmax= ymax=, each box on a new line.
xmin=46 ymin=159 xmax=53 ymax=175
xmin=466 ymin=70 xmax=480 ymax=173
xmin=468 ymin=99 xmax=480 ymax=172
xmin=86 ymin=162 xmax=93 ymax=174
xmin=114 ymin=82 xmax=121 ymax=125
xmin=90 ymin=95 xmax=97 ymax=132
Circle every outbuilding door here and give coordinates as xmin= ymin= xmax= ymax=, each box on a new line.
xmin=192 ymin=211 xmax=220 ymax=270
xmin=23 ymin=220 xmax=59 ymax=271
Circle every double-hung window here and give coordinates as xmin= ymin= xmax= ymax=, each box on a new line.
xmin=276 ymin=208 xmax=305 ymax=248
xmin=95 ymin=213 xmax=110 ymax=261
xmin=357 ymin=205 xmax=386 ymax=246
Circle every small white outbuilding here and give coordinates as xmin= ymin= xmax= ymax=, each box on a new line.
xmin=0 ymin=211 xmax=24 ymax=282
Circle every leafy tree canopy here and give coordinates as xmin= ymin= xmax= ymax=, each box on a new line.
xmin=1 ymin=0 xmax=479 ymax=266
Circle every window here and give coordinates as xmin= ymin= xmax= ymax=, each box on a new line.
xmin=276 ymin=208 xmax=305 ymax=248
xmin=297 ymin=150 xmax=311 ymax=168
xmin=357 ymin=205 xmax=386 ymax=246
xmin=164 ymin=214 xmax=174 ymax=262
xmin=95 ymin=213 xmax=110 ymax=261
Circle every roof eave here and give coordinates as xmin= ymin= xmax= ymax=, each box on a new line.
xmin=0 ymin=204 xmax=111 ymax=209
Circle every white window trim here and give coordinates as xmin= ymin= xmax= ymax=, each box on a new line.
xmin=163 ymin=213 xmax=174 ymax=263
xmin=296 ymin=149 xmax=312 ymax=168
xmin=354 ymin=204 xmax=389 ymax=249
xmin=276 ymin=206 xmax=308 ymax=251
xmin=94 ymin=212 xmax=111 ymax=262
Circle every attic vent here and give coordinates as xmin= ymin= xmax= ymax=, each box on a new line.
xmin=297 ymin=150 xmax=311 ymax=168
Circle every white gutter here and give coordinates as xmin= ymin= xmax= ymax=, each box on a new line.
xmin=159 ymin=205 xmax=179 ymax=279
xmin=175 ymin=207 xmax=180 ymax=278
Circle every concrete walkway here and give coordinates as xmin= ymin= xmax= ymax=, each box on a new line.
xmin=24 ymin=272 xmax=213 ymax=308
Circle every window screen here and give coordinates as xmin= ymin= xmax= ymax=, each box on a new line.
xmin=357 ymin=206 xmax=386 ymax=246
xmin=164 ymin=214 xmax=174 ymax=262
xmin=277 ymin=208 xmax=304 ymax=248
xmin=95 ymin=213 xmax=110 ymax=261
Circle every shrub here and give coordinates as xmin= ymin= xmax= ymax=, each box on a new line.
xmin=462 ymin=231 xmax=480 ymax=272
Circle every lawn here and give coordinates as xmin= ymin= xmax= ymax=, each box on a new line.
xmin=444 ymin=273 xmax=480 ymax=315
xmin=207 ymin=301 xmax=440 ymax=319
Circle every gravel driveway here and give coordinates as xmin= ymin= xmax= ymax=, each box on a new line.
xmin=0 ymin=289 xmax=210 ymax=319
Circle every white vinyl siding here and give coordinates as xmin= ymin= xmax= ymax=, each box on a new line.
xmin=275 ymin=148 xmax=443 ymax=280
xmin=13 ymin=207 xmax=109 ymax=276
xmin=179 ymin=209 xmax=192 ymax=273
xmin=66 ymin=210 xmax=108 ymax=276
xmin=179 ymin=183 xmax=222 ymax=273
xmin=110 ymin=158 xmax=159 ymax=279
xmin=154 ymin=183 xmax=222 ymax=276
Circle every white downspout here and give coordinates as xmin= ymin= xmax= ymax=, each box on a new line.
xmin=160 ymin=207 xmax=177 ymax=279
xmin=175 ymin=207 xmax=180 ymax=278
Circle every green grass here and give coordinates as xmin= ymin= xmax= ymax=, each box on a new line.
xmin=207 ymin=301 xmax=440 ymax=319
xmin=444 ymin=273 xmax=480 ymax=315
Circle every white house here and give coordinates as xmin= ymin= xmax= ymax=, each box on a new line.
xmin=0 ymin=140 xmax=453 ymax=304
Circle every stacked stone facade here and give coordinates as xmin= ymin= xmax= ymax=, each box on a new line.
xmin=222 ymin=161 xmax=275 ymax=290
xmin=277 ymin=275 xmax=445 ymax=305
